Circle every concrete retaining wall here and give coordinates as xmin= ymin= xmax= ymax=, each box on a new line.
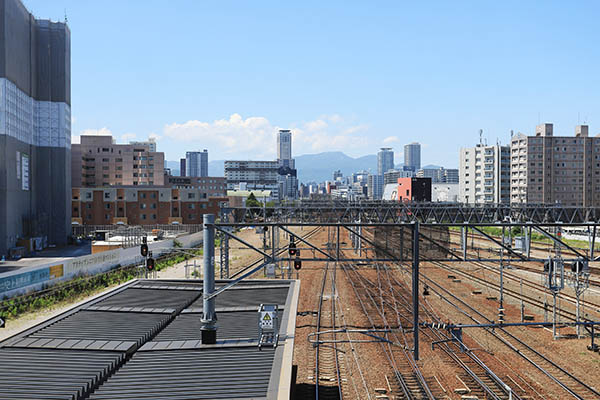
xmin=0 ymin=231 xmax=204 ymax=299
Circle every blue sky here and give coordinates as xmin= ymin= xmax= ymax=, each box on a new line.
xmin=25 ymin=0 xmax=600 ymax=167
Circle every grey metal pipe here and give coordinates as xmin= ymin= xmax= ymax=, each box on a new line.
xmin=201 ymin=214 xmax=217 ymax=344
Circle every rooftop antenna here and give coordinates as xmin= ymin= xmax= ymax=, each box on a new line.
xmin=510 ymin=129 xmax=514 ymax=138
xmin=479 ymin=129 xmax=483 ymax=145
xmin=64 ymin=9 xmax=68 ymax=23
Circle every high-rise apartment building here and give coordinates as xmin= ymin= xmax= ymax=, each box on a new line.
xmin=0 ymin=0 xmax=71 ymax=255
xmin=72 ymin=135 xmax=165 ymax=187
xmin=186 ymin=150 xmax=208 ymax=177
xmin=277 ymin=129 xmax=294 ymax=168
xmin=511 ymin=123 xmax=600 ymax=206
xmin=404 ymin=142 xmax=421 ymax=171
xmin=377 ymin=148 xmax=394 ymax=176
xmin=367 ymin=174 xmax=384 ymax=200
xmin=180 ymin=158 xmax=186 ymax=177
xmin=277 ymin=129 xmax=298 ymax=199
xmin=416 ymin=167 xmax=459 ymax=183
xmin=459 ymin=144 xmax=510 ymax=204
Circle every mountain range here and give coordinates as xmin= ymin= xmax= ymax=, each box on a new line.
xmin=166 ymin=152 xmax=442 ymax=183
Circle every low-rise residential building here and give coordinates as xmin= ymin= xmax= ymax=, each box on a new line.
xmin=71 ymin=187 xmax=226 ymax=225
xmin=384 ymin=169 xmax=413 ymax=185
xmin=224 ymin=160 xmax=279 ymax=198
xmin=165 ymin=176 xmax=226 ymax=197
xmin=397 ymin=177 xmax=432 ymax=202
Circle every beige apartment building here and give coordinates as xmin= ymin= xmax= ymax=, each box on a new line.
xmin=510 ymin=123 xmax=600 ymax=206
xmin=72 ymin=135 xmax=165 ymax=187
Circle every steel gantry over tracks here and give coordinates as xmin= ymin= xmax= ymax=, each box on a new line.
xmin=206 ymin=203 xmax=600 ymax=361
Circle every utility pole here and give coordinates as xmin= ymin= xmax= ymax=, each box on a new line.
xmin=201 ymin=214 xmax=217 ymax=344
xmin=412 ymin=221 xmax=420 ymax=361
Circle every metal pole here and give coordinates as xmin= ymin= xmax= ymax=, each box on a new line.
xmin=201 ymin=214 xmax=217 ymax=344
xmin=520 ymin=278 xmax=524 ymax=323
xmin=336 ymin=225 xmax=340 ymax=261
xmin=462 ymin=225 xmax=467 ymax=261
xmin=553 ymin=292 xmax=557 ymax=339
xmin=412 ymin=221 xmax=420 ymax=361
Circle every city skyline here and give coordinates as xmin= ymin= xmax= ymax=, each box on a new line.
xmin=22 ymin=0 xmax=600 ymax=168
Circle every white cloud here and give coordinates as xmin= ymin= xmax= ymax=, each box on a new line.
xmin=149 ymin=132 xmax=162 ymax=141
xmin=121 ymin=133 xmax=137 ymax=142
xmin=383 ymin=136 xmax=399 ymax=144
xmin=72 ymin=127 xmax=113 ymax=145
xmin=164 ymin=113 xmax=276 ymax=159
xmin=163 ymin=113 xmax=372 ymax=159
xmin=80 ymin=127 xmax=113 ymax=136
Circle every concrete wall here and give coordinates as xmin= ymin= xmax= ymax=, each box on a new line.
xmin=0 ymin=231 xmax=204 ymax=298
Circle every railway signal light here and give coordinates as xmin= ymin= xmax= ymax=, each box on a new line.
xmin=146 ymin=257 xmax=155 ymax=271
xmin=294 ymin=259 xmax=302 ymax=270
xmin=288 ymin=243 xmax=297 ymax=256
xmin=571 ymin=259 xmax=588 ymax=273
xmin=140 ymin=243 xmax=148 ymax=257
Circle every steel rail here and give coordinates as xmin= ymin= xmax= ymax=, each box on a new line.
xmin=420 ymin=271 xmax=600 ymax=400
xmin=351 ymin=262 xmax=511 ymax=400
xmin=340 ymin=263 xmax=433 ymax=400
xmin=382 ymin=266 xmax=523 ymax=400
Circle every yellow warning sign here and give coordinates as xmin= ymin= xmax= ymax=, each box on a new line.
xmin=263 ymin=313 xmax=271 ymax=321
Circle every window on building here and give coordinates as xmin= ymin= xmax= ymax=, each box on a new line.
xmin=105 ymin=203 xmax=110 ymax=209
xmin=86 ymin=192 xmax=92 ymax=199
xmin=141 ymin=203 xmax=147 ymax=209
xmin=188 ymin=193 xmax=195 ymax=199
xmin=189 ymin=214 xmax=195 ymax=219
xmin=151 ymin=203 xmax=156 ymax=209
xmin=102 ymin=158 xmax=109 ymax=162
xmin=141 ymin=214 xmax=146 ymax=220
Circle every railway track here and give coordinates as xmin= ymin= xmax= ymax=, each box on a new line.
xmin=420 ymin=270 xmax=600 ymax=400
xmin=430 ymin=259 xmax=600 ymax=323
xmin=377 ymin=265 xmax=526 ymax=400
xmin=341 ymin=263 xmax=434 ymax=399
xmin=314 ymin=262 xmax=345 ymax=400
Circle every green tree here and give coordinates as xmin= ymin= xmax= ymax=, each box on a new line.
xmin=245 ymin=192 xmax=262 ymax=208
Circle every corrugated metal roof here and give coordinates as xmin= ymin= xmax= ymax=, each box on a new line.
xmin=0 ymin=348 xmax=124 ymax=400
xmin=0 ymin=279 xmax=299 ymax=400
xmin=154 ymin=311 xmax=262 ymax=342
xmin=27 ymin=311 xmax=172 ymax=346
xmin=88 ymin=347 xmax=276 ymax=400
